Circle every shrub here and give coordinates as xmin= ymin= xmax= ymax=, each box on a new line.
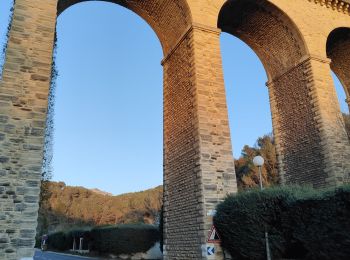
xmin=214 ymin=185 xmax=350 ymax=259
xmin=48 ymin=231 xmax=70 ymax=251
xmin=214 ymin=186 xmax=314 ymax=259
xmin=288 ymin=186 xmax=350 ymax=259
xmin=47 ymin=224 xmax=160 ymax=254
xmin=90 ymin=224 xmax=160 ymax=255
xmin=34 ymin=236 xmax=41 ymax=249
xmin=48 ymin=228 xmax=91 ymax=251
xmin=66 ymin=228 xmax=91 ymax=250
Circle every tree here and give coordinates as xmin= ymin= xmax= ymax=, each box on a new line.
xmin=235 ymin=133 xmax=279 ymax=190
xmin=143 ymin=193 xmax=162 ymax=224
xmin=257 ymin=134 xmax=279 ymax=184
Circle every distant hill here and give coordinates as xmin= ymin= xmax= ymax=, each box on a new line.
xmin=90 ymin=188 xmax=113 ymax=196
xmin=37 ymin=181 xmax=163 ymax=235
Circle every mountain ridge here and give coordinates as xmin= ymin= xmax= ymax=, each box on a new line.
xmin=37 ymin=181 xmax=163 ymax=235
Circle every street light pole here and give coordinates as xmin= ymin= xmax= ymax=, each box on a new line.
xmin=258 ymin=165 xmax=263 ymax=190
xmin=253 ymin=156 xmax=264 ymax=191
xmin=253 ymin=156 xmax=271 ymax=260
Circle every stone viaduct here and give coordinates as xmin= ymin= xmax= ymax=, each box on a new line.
xmin=0 ymin=0 xmax=349 ymax=259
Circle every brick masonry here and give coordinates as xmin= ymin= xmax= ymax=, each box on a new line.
xmin=0 ymin=0 xmax=349 ymax=259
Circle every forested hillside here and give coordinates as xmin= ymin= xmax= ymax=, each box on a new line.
xmin=37 ymin=182 xmax=162 ymax=235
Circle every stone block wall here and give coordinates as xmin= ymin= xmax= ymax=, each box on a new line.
xmin=162 ymin=23 xmax=237 ymax=259
xmin=162 ymin=28 xmax=204 ymax=259
xmin=267 ymin=58 xmax=326 ymax=186
xmin=1 ymin=0 xmax=350 ymax=259
xmin=306 ymin=57 xmax=350 ymax=185
xmin=267 ymin=56 xmax=349 ymax=187
xmin=0 ymin=0 xmax=58 ymax=259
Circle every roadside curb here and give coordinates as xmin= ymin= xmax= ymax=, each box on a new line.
xmin=35 ymin=249 xmax=108 ymax=260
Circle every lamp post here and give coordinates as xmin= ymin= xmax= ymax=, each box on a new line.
xmin=253 ymin=156 xmax=264 ymax=190
xmin=253 ymin=155 xmax=271 ymax=260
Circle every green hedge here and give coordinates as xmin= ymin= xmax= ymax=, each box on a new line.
xmin=90 ymin=224 xmax=159 ymax=255
xmin=214 ymin=185 xmax=350 ymax=260
xmin=67 ymin=228 xmax=91 ymax=250
xmin=47 ymin=228 xmax=94 ymax=251
xmin=48 ymin=231 xmax=71 ymax=251
xmin=47 ymin=224 xmax=160 ymax=255
xmin=35 ymin=236 xmax=41 ymax=249
xmin=288 ymin=186 xmax=350 ymax=259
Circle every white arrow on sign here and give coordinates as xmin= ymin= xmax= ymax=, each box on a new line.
xmin=207 ymin=246 xmax=215 ymax=256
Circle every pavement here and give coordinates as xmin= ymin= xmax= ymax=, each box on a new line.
xmin=34 ymin=250 xmax=107 ymax=260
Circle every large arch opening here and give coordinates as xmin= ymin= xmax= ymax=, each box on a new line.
xmin=218 ymin=0 xmax=307 ymax=80
xmin=218 ymin=0 xmax=326 ymax=186
xmin=38 ymin=0 xmax=165 ymax=243
xmin=327 ymin=28 xmax=350 ymax=138
xmin=220 ymin=33 xmax=277 ymax=190
xmin=54 ymin=1 xmax=163 ymax=195
xmin=57 ymin=0 xmax=192 ymax=55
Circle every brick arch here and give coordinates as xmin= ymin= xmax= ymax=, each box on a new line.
xmin=57 ymin=0 xmax=192 ymax=54
xmin=327 ymin=27 xmax=350 ymax=107
xmin=218 ymin=0 xmax=308 ymax=80
xmin=218 ymin=0 xmax=332 ymax=187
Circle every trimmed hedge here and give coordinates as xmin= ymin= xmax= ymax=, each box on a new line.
xmin=35 ymin=236 xmax=41 ymax=249
xmin=47 ymin=224 xmax=159 ymax=255
xmin=214 ymin=185 xmax=350 ymax=260
xmin=90 ymin=224 xmax=159 ymax=255
xmin=289 ymin=186 xmax=350 ymax=259
xmin=68 ymin=229 xmax=91 ymax=250
xmin=47 ymin=228 xmax=90 ymax=251
xmin=48 ymin=231 xmax=70 ymax=251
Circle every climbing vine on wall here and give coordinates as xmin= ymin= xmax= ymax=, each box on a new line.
xmin=39 ymin=33 xmax=57 ymax=216
xmin=0 ymin=0 xmax=15 ymax=80
xmin=42 ymin=33 xmax=58 ymax=182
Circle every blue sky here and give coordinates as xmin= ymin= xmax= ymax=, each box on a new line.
xmin=0 ymin=1 xmax=347 ymax=195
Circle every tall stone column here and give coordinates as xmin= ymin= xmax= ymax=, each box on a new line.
xmin=307 ymin=56 xmax=350 ymax=185
xmin=0 ymin=0 xmax=57 ymax=259
xmin=268 ymin=55 xmax=350 ymax=188
xmin=162 ymin=23 xmax=237 ymax=259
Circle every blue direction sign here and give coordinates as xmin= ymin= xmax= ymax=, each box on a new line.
xmin=207 ymin=246 xmax=215 ymax=256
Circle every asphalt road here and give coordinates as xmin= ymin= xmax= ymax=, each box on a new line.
xmin=34 ymin=250 xmax=104 ymax=260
